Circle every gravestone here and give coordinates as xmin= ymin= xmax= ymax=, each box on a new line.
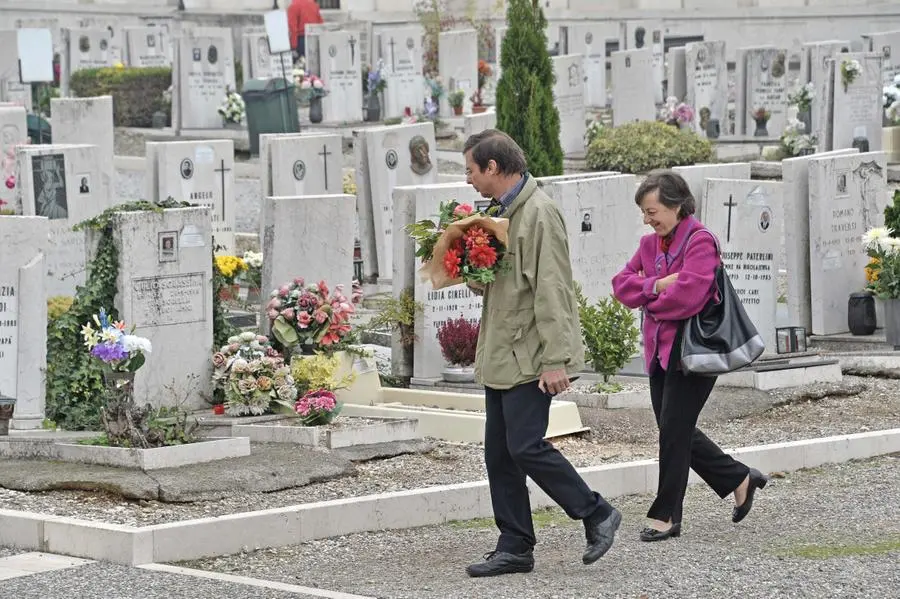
xmin=0 ymin=106 xmax=27 ymax=213
xmin=258 ymin=131 xmax=321 ymax=198
xmin=563 ymin=23 xmax=616 ymax=107
xmin=801 ymin=40 xmax=850 ymax=147
xmin=807 ymin=151 xmax=889 ymax=335
xmin=541 ymin=175 xmax=644 ymax=303
xmin=241 ymin=30 xmax=292 ymax=81
xmin=685 ymin=41 xmax=728 ymax=139
xmin=50 ymin=96 xmax=114 ymax=208
xmin=378 ymin=26 xmax=425 ymax=119
xmin=259 ymin=194 xmax=356 ymax=334
xmin=862 ymin=29 xmax=900 ymax=85
xmin=146 ymin=140 xmax=235 ymax=254
xmin=17 ymin=144 xmax=108 ymax=297
xmin=0 ymin=31 xmax=32 ymax=110
xmin=319 ymin=30 xmax=364 ymax=123
xmin=830 ymin=52 xmax=883 ymax=153
xmin=62 ymin=28 xmax=117 ymax=95
xmin=463 ymin=110 xmax=496 ymax=138
xmin=106 ymin=207 xmax=213 ymax=409
xmin=736 ymin=47 xmax=789 ymax=138
xmin=0 ymin=216 xmax=48 ymax=429
xmin=175 ymin=27 xmax=236 ymax=130
xmin=672 ymin=163 xmax=752 ymax=223
xmin=124 ymin=26 xmax=171 ymax=67
xmin=623 ymin=21 xmax=665 ymax=103
xmin=552 ymin=54 xmax=586 ymax=154
xmin=438 ymin=29 xmax=478 ymax=116
xmin=782 ymin=148 xmax=859 ymax=331
xmin=355 ymin=122 xmax=437 ymax=282
xmin=611 ymin=49 xmax=656 ymax=126
xmin=392 ymin=182 xmax=484 ymax=380
xmin=704 ymin=179 xmax=783 ymax=352
xmin=666 ymin=46 xmax=687 ymax=102
xmin=306 ymin=21 xmax=373 ymax=82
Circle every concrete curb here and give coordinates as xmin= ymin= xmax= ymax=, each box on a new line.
xmin=1 ymin=429 xmax=897 ymax=565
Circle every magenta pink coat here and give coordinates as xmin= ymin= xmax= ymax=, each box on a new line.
xmin=611 ymin=215 xmax=720 ymax=373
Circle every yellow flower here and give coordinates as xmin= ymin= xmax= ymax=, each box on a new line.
xmin=114 ymin=62 xmax=125 ymax=70
xmin=342 ymin=171 xmax=357 ymax=195
xmin=215 ymin=255 xmax=247 ymax=278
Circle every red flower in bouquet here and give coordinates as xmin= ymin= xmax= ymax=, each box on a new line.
xmin=468 ymin=244 xmax=498 ymax=269
xmin=463 ymin=226 xmax=491 ymax=250
xmin=453 ymin=203 xmax=474 ymax=217
xmin=444 ymin=248 xmax=462 ymax=279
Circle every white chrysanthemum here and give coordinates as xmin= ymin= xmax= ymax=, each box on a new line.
xmin=122 ymin=334 xmax=152 ymax=354
xmin=862 ymin=227 xmax=894 ymax=250
xmin=883 ymin=237 xmax=900 ymax=255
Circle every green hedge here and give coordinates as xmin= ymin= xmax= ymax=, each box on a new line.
xmin=585 ymin=121 xmax=713 ymax=174
xmin=70 ymin=66 xmax=171 ymax=127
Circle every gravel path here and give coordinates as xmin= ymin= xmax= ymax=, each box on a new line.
xmin=0 ymin=376 xmax=896 ymax=526
xmin=182 ymin=454 xmax=900 ymax=599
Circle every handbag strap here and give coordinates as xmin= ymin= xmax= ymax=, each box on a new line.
xmin=684 ymin=225 xmax=721 ymax=258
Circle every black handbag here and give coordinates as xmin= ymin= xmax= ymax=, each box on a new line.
xmin=679 ymin=231 xmax=765 ymax=376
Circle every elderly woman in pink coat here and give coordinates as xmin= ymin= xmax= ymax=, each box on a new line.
xmin=612 ymin=171 xmax=768 ymax=542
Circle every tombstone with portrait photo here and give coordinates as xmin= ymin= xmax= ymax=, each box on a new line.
xmin=174 ymin=27 xmax=236 ymax=130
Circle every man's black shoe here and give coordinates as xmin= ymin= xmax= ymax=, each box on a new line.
xmin=465 ymin=550 xmax=535 ymax=577
xmin=582 ymin=507 xmax=622 ymax=564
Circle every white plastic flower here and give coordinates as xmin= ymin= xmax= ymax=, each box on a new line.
xmin=122 ymin=334 xmax=152 ymax=354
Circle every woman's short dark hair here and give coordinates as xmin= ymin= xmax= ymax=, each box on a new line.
xmin=462 ymin=129 xmax=528 ymax=176
xmin=634 ymin=170 xmax=696 ymax=218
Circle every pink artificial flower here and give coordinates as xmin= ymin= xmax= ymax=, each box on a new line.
xmin=317 ymin=281 xmax=329 ymax=297
xmin=297 ymin=311 xmax=312 ymax=328
xmin=267 ymin=298 xmax=282 ymax=310
xmin=314 ymin=310 xmax=329 ymax=324
xmin=267 ymin=308 xmax=279 ymax=320
xmin=453 ymin=204 xmax=474 ymax=217
xmin=228 ymin=343 xmax=240 ymax=353
xmin=279 ymin=285 xmax=290 ymax=298
xmin=4 ymin=175 xmax=14 ymax=190
xmin=256 ymin=335 xmax=268 ymax=343
xmin=293 ymin=277 xmax=305 ymax=287
xmin=280 ymin=308 xmax=295 ymax=321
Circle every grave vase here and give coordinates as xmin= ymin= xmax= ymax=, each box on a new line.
xmin=0 ymin=397 xmax=15 ymax=436
xmin=797 ymin=108 xmax=811 ymax=133
xmin=365 ymin=93 xmax=381 ymax=122
xmin=753 ymin=117 xmax=769 ymax=137
xmin=883 ymin=299 xmax=900 ymax=349
xmin=309 ymin=97 xmax=323 ymax=124
xmin=848 ymin=292 xmax=877 ymax=336
xmin=101 ymin=370 xmax=152 ymax=449
xmin=442 ymin=365 xmax=475 ymax=383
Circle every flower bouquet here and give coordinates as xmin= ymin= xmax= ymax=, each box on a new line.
xmin=265 ymin=278 xmax=355 ymax=352
xmin=406 ymin=200 xmax=510 ymax=291
xmin=224 ymin=354 xmax=297 ymax=416
xmin=658 ymin=96 xmax=694 ymax=127
xmin=840 ymin=58 xmax=862 ymax=92
xmin=293 ymin=389 xmax=340 ymax=426
xmin=863 ymin=227 xmax=900 ymax=298
xmin=81 ymin=309 xmax=152 ymax=373
xmin=217 ymin=87 xmax=246 ymax=125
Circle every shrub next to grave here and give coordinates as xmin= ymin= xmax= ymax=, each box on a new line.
xmin=575 ymin=284 xmax=640 ymax=393
xmin=70 ymin=67 xmax=172 ymax=128
xmin=585 ymin=121 xmax=713 ymax=174
xmin=495 ymin=0 xmax=563 ymax=177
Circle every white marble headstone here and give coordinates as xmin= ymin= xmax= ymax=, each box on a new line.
xmin=564 ymin=23 xmax=616 ymax=107
xmin=50 ymin=96 xmax=114 ymax=209
xmin=862 ymin=29 xmax=900 ymax=85
xmin=672 ymin=163 xmax=752 ymax=223
xmin=108 ymin=207 xmax=213 ymax=409
xmin=269 ymin=133 xmax=342 ymax=198
xmin=0 ymin=106 xmax=27 ymax=213
xmin=623 ymin=22 xmax=665 ymax=103
xmin=830 ymin=52 xmax=884 ymax=153
xmin=125 ymin=26 xmax=171 ymax=68
xmin=319 ymin=30 xmax=364 ymax=123
xmin=378 ymin=26 xmax=425 ymax=119
xmin=666 ymin=46 xmax=687 ymax=102
xmin=438 ymin=29 xmax=478 ymax=116
xmin=356 ymin=122 xmax=438 ymax=282
xmin=241 ymin=30 xmax=292 ymax=81
xmin=552 ymin=54 xmax=586 ymax=155
xmin=175 ymin=27 xmax=236 ymax=130
xmin=704 ymin=178 xmax=783 ymax=352
xmin=801 ymin=40 xmax=851 ymax=149
xmin=782 ymin=148 xmax=859 ymax=331
xmin=17 ymin=144 xmax=108 ymax=297
xmin=0 ymin=31 xmax=33 ymax=110
xmin=807 ymin=151 xmax=889 ymax=335
xmin=0 ymin=216 xmax=48 ymax=429
xmin=685 ymin=41 xmax=728 ymax=138
xmin=146 ymin=140 xmax=236 ymax=254
xmin=737 ymin=47 xmax=789 ymax=138
xmin=611 ymin=49 xmax=656 ymax=126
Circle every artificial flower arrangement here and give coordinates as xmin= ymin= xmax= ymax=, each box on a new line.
xmin=884 ymin=73 xmax=900 ymax=125
xmin=788 ymin=82 xmax=815 ymax=113
xmin=217 ymin=86 xmax=246 ymax=124
xmin=364 ymin=60 xmax=388 ymax=96
xmin=751 ymin=107 xmax=771 ymax=122
xmin=840 ymin=58 xmax=862 ymax=92
xmin=241 ymin=250 xmax=263 ymax=289
xmin=214 ymin=255 xmax=247 ymax=285
xmin=298 ymin=73 xmax=328 ymax=99
xmin=265 ymin=278 xmax=355 ymax=351
xmin=658 ymin=96 xmax=695 ymax=127
xmin=211 ymin=331 xmax=296 ymax=416
xmin=863 ymin=227 xmax=900 ymax=299
xmin=406 ymin=200 xmax=510 ymax=291
xmin=81 ymin=309 xmax=152 ymax=373
xmin=779 ymin=118 xmax=818 ymax=157
xmin=287 ymin=352 xmax=356 ymax=426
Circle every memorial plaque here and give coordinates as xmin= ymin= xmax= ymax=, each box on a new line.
xmin=130 ymin=273 xmax=205 ymax=327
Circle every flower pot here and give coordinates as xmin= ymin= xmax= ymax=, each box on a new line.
xmin=309 ymin=97 xmax=323 ymax=124
xmin=883 ymin=298 xmax=900 ymax=349
xmin=797 ymin=108 xmax=811 ymax=133
xmin=218 ymin=284 xmax=240 ymax=301
xmin=753 ymin=118 xmax=769 ymax=137
xmin=848 ymin=292 xmax=877 ymax=336
xmin=883 ymin=126 xmax=900 ymax=164
xmin=452 ymin=106 xmax=463 ymax=116
xmin=442 ymin=365 xmax=475 ymax=383
xmin=365 ymin=93 xmax=381 ymax=122
xmin=222 ymin=120 xmax=242 ymax=130
xmin=472 ymin=105 xmax=487 ymax=114
xmin=0 ymin=397 xmax=15 ymax=436
xmin=212 ymin=404 xmax=226 ymax=415
xmin=246 ymin=286 xmax=262 ymax=304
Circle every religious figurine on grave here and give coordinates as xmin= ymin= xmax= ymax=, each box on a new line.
xmin=612 ymin=171 xmax=770 ymax=543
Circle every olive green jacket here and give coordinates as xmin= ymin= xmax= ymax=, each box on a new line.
xmin=474 ymin=176 xmax=585 ymax=389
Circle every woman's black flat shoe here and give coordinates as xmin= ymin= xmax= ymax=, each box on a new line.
xmin=639 ymin=522 xmax=682 ymax=542
xmin=732 ymin=468 xmax=769 ymax=523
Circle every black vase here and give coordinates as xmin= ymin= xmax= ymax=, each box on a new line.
xmin=797 ymin=109 xmax=811 ymax=133
xmin=309 ymin=97 xmax=323 ymax=124
xmin=848 ymin=292 xmax=877 ymax=336
xmin=753 ymin=118 xmax=769 ymax=137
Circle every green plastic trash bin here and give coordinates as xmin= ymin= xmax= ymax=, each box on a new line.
xmin=241 ymin=77 xmax=300 ymax=156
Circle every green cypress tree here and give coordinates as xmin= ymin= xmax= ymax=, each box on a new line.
xmin=495 ymin=0 xmax=563 ymax=177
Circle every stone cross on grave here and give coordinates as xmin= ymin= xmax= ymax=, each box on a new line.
xmin=348 ymin=35 xmax=357 ymax=66
xmin=215 ymin=159 xmax=231 ymax=219
xmin=723 ymin=194 xmax=737 ymax=243
xmin=319 ymin=144 xmax=332 ymax=190
xmin=387 ymin=37 xmax=397 ymax=71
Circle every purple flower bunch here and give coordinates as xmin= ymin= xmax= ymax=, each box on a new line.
xmin=81 ymin=308 xmax=152 ymax=372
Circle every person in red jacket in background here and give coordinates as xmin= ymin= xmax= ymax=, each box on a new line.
xmin=288 ymin=0 xmax=324 ymax=61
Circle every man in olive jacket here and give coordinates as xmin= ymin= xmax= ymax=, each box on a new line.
xmin=462 ymin=130 xmax=621 ymax=578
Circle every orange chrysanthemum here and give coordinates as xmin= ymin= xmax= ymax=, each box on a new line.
xmin=468 ymin=244 xmax=498 ymax=269
xmin=443 ymin=248 xmax=462 ymax=278
xmin=464 ymin=226 xmax=491 ymax=249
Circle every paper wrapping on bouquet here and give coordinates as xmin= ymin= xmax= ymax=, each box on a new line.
xmin=418 ymin=214 xmax=510 ymax=290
